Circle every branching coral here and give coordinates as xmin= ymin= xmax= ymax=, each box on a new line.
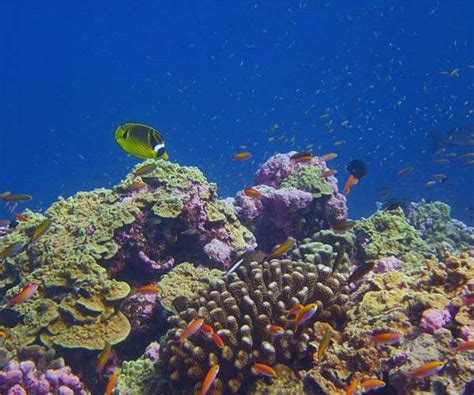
xmin=160 ymin=258 xmax=349 ymax=394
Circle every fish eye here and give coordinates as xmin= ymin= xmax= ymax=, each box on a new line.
xmin=156 ymin=147 xmax=166 ymax=156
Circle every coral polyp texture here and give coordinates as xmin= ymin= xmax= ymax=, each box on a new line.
xmin=160 ymin=258 xmax=350 ymax=394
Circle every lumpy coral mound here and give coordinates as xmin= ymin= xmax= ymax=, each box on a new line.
xmin=160 ymin=258 xmax=349 ymax=394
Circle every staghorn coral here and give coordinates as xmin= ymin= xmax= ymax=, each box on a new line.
xmin=407 ymin=199 xmax=474 ymax=255
xmin=160 ymin=258 xmax=350 ymax=394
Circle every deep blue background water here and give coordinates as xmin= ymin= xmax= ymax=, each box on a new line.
xmin=1 ymin=0 xmax=473 ymax=224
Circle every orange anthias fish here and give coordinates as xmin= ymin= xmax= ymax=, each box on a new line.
xmin=408 ymin=360 xmax=445 ymax=378
xmin=127 ymin=181 xmax=147 ymax=191
xmin=343 ymin=175 xmax=359 ymax=195
xmin=243 ymin=187 xmax=262 ymax=198
xmin=266 ymin=325 xmax=285 ymax=336
xmin=97 ymin=342 xmax=114 ymax=374
xmin=285 ymin=303 xmax=303 ymax=318
xmin=453 ymin=340 xmax=474 ymax=352
xmin=0 ymin=330 xmax=6 ymax=345
xmin=180 ymin=318 xmax=205 ymax=343
xmin=361 ymin=378 xmax=385 ymax=390
xmin=201 ymin=364 xmax=220 ymax=395
xmin=200 ymin=322 xmax=214 ymax=337
xmin=372 ymin=331 xmax=403 ymax=345
xmin=232 ymin=151 xmax=252 ymax=161
xmin=31 ymin=219 xmax=52 ymax=243
xmin=135 ymin=284 xmax=160 ymax=294
xmin=270 ymin=237 xmax=296 ymax=258
xmin=319 ymin=152 xmax=338 ymax=161
xmin=105 ymin=369 xmax=119 ymax=395
xmin=15 ymin=213 xmax=29 ymax=222
xmin=292 ymin=303 xmax=318 ymax=331
xmin=290 ymin=151 xmax=313 ymax=162
xmin=345 ymin=378 xmax=358 ymax=395
xmin=6 ymin=283 xmax=38 ymax=307
xmin=252 ymin=363 xmax=277 ymax=377
xmin=211 ymin=332 xmax=225 ymax=349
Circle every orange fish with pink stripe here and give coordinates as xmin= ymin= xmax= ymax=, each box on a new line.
xmin=6 ymin=283 xmax=38 ymax=307
xmin=200 ymin=364 xmax=219 ymax=395
xmin=252 ymin=363 xmax=277 ymax=377
xmin=408 ymin=360 xmax=445 ymax=378
xmin=179 ymin=318 xmax=205 ymax=343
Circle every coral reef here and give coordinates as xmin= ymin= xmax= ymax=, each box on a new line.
xmin=161 ymin=258 xmax=350 ymax=394
xmin=231 ymin=153 xmax=348 ymax=249
xmin=407 ymin=199 xmax=474 ymax=255
xmin=353 ymin=207 xmax=430 ymax=261
xmin=305 ymin=250 xmax=474 ymax=394
xmin=158 ymin=262 xmax=224 ymax=313
xmin=0 ymin=346 xmax=88 ymax=394
xmin=0 ymin=159 xmax=253 ymax=354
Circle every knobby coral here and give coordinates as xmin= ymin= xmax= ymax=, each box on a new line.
xmin=161 ymin=258 xmax=349 ymax=393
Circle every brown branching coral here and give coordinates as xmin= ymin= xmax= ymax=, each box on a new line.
xmin=160 ymin=259 xmax=350 ymax=394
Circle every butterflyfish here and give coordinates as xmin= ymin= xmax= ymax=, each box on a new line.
xmin=115 ymin=123 xmax=168 ymax=160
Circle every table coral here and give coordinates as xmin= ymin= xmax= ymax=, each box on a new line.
xmin=161 ymin=258 xmax=350 ymax=394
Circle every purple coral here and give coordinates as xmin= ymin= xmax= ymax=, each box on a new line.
xmin=204 ymin=238 xmax=234 ymax=267
xmin=0 ymin=359 xmax=87 ymax=395
xmin=254 ymin=153 xmax=296 ymax=187
xmin=374 ymin=256 xmax=403 ymax=273
xmin=419 ymin=308 xmax=452 ymax=333
xmin=121 ymin=292 xmax=160 ymax=333
xmin=324 ymin=193 xmax=348 ymax=223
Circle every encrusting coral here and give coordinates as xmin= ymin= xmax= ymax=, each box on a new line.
xmin=230 ymin=152 xmax=348 ymax=250
xmin=0 ymin=159 xmax=253 ymax=355
xmin=160 ymin=258 xmax=350 ymax=394
xmin=407 ymin=199 xmax=474 ymax=255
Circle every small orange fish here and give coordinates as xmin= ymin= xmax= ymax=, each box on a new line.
xmin=200 ymin=322 xmax=214 ymax=337
xmin=135 ymin=284 xmax=160 ymax=294
xmin=232 ymin=151 xmax=252 ymax=161
xmin=31 ymin=219 xmax=52 ymax=242
xmin=292 ymin=303 xmax=318 ymax=330
xmin=0 ymin=330 xmax=6 ymax=344
xmin=343 ymin=175 xmax=359 ymax=195
xmin=201 ymin=364 xmax=219 ymax=395
xmin=252 ymin=363 xmax=277 ymax=377
xmin=180 ymin=318 xmax=205 ymax=343
xmin=270 ymin=237 xmax=296 ymax=258
xmin=322 ymin=169 xmax=337 ymax=177
xmin=97 ymin=342 xmax=114 ymax=374
xmin=345 ymin=378 xmax=358 ymax=395
xmin=285 ymin=303 xmax=303 ymax=318
xmin=372 ymin=331 xmax=403 ymax=345
xmin=361 ymin=378 xmax=385 ymax=390
xmin=266 ymin=325 xmax=285 ymax=336
xmin=243 ymin=187 xmax=262 ymax=198
xmin=15 ymin=213 xmax=29 ymax=222
xmin=211 ymin=332 xmax=225 ymax=349
xmin=6 ymin=283 xmax=38 ymax=307
xmin=105 ymin=369 xmax=119 ymax=395
xmin=319 ymin=153 xmax=338 ymax=161
xmin=408 ymin=360 xmax=445 ymax=378
xmin=290 ymin=151 xmax=313 ymax=162
xmin=453 ymin=340 xmax=474 ymax=352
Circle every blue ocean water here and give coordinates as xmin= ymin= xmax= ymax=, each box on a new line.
xmin=1 ymin=0 xmax=473 ymax=224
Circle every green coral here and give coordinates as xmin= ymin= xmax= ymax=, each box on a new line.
xmin=354 ymin=208 xmax=430 ymax=260
xmin=280 ymin=165 xmax=334 ymax=198
xmin=117 ymin=353 xmax=163 ymax=395
xmin=158 ymin=262 xmax=224 ymax=313
xmin=0 ymin=189 xmax=133 ymax=352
